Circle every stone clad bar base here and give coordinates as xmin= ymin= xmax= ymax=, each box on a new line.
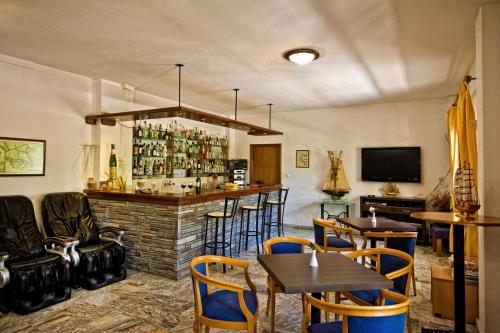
xmin=88 ymin=187 xmax=280 ymax=279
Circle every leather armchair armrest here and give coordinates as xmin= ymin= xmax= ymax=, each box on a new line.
xmin=100 ymin=226 xmax=125 ymax=246
xmin=43 ymin=237 xmax=80 ymax=266
xmin=0 ymin=252 xmax=9 ymax=288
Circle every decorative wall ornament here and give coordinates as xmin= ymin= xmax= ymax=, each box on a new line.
xmin=296 ymin=150 xmax=309 ymax=168
xmin=0 ymin=137 xmax=45 ymax=176
xmin=380 ymin=182 xmax=400 ymax=197
xmin=322 ymin=150 xmax=351 ymax=199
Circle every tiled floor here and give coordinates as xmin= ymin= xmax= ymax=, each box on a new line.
xmin=0 ymin=226 xmax=472 ymax=332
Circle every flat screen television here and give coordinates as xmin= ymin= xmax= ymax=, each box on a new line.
xmin=361 ymin=147 xmax=421 ymax=183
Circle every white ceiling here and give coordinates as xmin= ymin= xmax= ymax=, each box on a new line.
xmin=0 ymin=0 xmax=496 ymax=115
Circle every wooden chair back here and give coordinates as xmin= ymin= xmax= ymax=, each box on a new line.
xmin=312 ymin=217 xmax=357 ymax=252
xmin=263 ymin=236 xmax=323 ymax=255
xmin=302 ymin=289 xmax=409 ymax=333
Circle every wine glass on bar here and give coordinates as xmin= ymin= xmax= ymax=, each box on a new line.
xmin=181 ymin=182 xmax=187 ymax=194
xmin=188 ymin=182 xmax=194 ymax=194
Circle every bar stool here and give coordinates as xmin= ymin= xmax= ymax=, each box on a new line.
xmin=238 ymin=191 xmax=269 ymax=254
xmin=203 ymin=196 xmax=239 ymax=273
xmin=263 ymin=188 xmax=289 ymax=240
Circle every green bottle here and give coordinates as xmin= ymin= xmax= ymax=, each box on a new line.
xmin=109 ymin=144 xmax=117 ymax=180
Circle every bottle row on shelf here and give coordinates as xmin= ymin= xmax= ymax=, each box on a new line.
xmin=133 ymin=139 xmax=225 ymax=159
xmin=133 ymin=120 xmax=229 ymax=147
xmin=132 ymin=155 xmax=226 ymax=178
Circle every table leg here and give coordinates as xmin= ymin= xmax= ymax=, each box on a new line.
xmin=346 ymin=205 xmax=350 ymax=218
xmin=453 ymin=224 xmax=465 ymax=333
xmin=321 ymin=203 xmax=325 ymax=219
xmin=311 ymin=292 xmax=322 ymax=324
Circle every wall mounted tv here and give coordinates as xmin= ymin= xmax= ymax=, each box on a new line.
xmin=361 ymin=147 xmax=421 ymax=183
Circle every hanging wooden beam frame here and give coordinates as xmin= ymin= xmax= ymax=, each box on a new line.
xmin=85 ymin=106 xmax=283 ymax=136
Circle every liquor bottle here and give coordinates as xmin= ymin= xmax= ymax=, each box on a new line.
xmin=138 ymin=159 xmax=144 ymax=176
xmin=132 ymin=160 xmax=137 ymax=176
xmin=133 ymin=140 xmax=138 ymax=155
xmin=133 ymin=121 xmax=138 ymax=138
xmin=109 ymin=144 xmax=117 ymax=181
xmin=195 ymin=171 xmax=202 ymax=195
xmin=137 ymin=122 xmax=143 ymax=138
xmin=142 ymin=121 xmax=148 ymax=138
xmin=159 ymin=124 xmax=163 ymax=140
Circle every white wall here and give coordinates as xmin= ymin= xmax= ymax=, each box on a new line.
xmin=0 ymin=54 xmax=93 ymax=227
xmin=476 ymin=3 xmax=500 ymax=332
xmin=233 ymin=98 xmax=451 ymax=226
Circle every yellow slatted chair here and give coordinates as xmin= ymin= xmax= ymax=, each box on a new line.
xmin=361 ymin=231 xmax=418 ymax=296
xmin=263 ymin=236 xmax=323 ymax=333
xmin=312 ymin=217 xmax=357 ymax=253
xmin=190 ymin=255 xmax=258 ymax=333
xmin=340 ymin=248 xmax=414 ymax=333
xmin=302 ymin=289 xmax=410 ymax=333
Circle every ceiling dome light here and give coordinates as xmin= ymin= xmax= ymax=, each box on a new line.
xmin=284 ymin=48 xmax=319 ymax=65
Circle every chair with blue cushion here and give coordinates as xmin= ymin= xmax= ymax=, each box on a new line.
xmin=313 ymin=217 xmax=357 ymax=253
xmin=301 ymin=289 xmax=409 ymax=333
xmin=340 ymin=248 xmax=414 ymax=333
xmin=362 ymin=231 xmax=418 ymax=296
xmin=313 ymin=217 xmax=357 ymax=320
xmin=263 ymin=236 xmax=323 ymax=333
xmin=190 ymin=255 xmax=258 ymax=333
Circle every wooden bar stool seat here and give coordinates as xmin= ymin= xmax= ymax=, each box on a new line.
xmin=241 ymin=205 xmax=259 ymax=210
xmin=207 ymin=211 xmax=232 ymax=218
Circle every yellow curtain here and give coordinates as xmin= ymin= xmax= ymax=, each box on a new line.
xmin=447 ymin=81 xmax=479 ymax=257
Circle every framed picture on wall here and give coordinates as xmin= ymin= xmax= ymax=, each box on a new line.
xmin=296 ymin=150 xmax=310 ymax=168
xmin=0 ymin=137 xmax=46 ymax=176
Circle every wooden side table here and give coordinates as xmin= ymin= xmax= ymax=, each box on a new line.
xmin=431 ymin=264 xmax=478 ymax=323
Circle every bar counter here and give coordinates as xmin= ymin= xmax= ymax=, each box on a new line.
xmin=85 ymin=185 xmax=281 ymax=279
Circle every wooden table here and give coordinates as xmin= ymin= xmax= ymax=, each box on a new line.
xmin=411 ymin=212 xmax=500 ymax=333
xmin=337 ymin=217 xmax=417 ymax=248
xmin=257 ymin=252 xmax=393 ymax=324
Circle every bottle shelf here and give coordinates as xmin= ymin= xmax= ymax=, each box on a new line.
xmin=133 ymin=121 xmax=229 ymax=181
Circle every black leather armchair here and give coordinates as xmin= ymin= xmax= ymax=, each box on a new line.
xmin=0 ymin=195 xmax=74 ymax=314
xmin=41 ymin=192 xmax=126 ymax=290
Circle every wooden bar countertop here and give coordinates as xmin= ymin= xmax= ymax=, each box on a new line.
xmin=84 ymin=184 xmax=282 ymax=206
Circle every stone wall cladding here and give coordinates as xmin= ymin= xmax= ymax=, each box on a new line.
xmin=88 ymin=190 xmax=282 ymax=280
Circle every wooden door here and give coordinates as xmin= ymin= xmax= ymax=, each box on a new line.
xmin=250 ymin=144 xmax=281 ymax=185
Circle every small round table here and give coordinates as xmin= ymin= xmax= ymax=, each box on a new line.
xmin=411 ymin=212 xmax=500 ymax=333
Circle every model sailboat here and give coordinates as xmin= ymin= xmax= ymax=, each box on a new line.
xmin=322 ymin=150 xmax=351 ymax=199
xmin=453 ymin=162 xmax=480 ymax=219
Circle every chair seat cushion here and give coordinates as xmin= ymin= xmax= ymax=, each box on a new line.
xmin=267 ymin=200 xmax=284 ymax=205
xmin=349 ymin=289 xmax=398 ymax=305
xmin=202 ymin=289 xmax=257 ymax=322
xmin=207 ymin=211 xmax=232 ymax=218
xmin=241 ymin=205 xmax=259 ymax=210
xmin=308 ymin=321 xmax=342 ymax=333
xmin=317 ymin=236 xmax=354 ymax=248
xmin=431 ymin=225 xmax=450 ymax=239
xmin=327 ymin=236 xmax=354 ymax=248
